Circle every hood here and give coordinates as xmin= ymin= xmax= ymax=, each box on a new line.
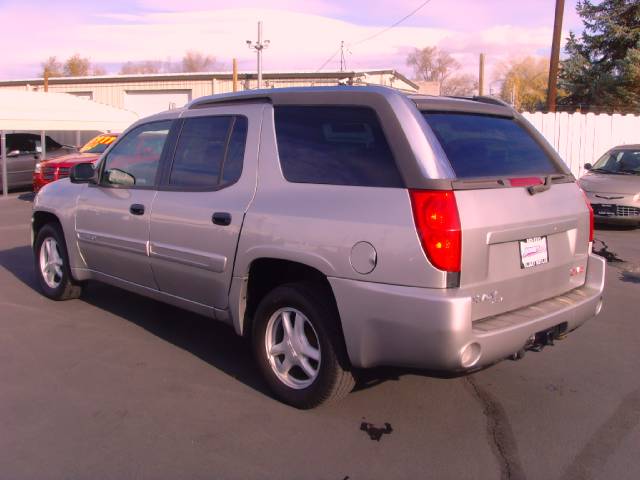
xmin=578 ymin=172 xmax=640 ymax=195
xmin=40 ymin=152 xmax=100 ymax=167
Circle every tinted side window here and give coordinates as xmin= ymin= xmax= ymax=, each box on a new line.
xmin=221 ymin=117 xmax=248 ymax=185
xmin=168 ymin=115 xmax=248 ymax=189
xmin=102 ymin=121 xmax=171 ymax=187
xmin=274 ymin=106 xmax=404 ymax=188
xmin=169 ymin=116 xmax=231 ymax=188
xmin=423 ymin=113 xmax=560 ymax=178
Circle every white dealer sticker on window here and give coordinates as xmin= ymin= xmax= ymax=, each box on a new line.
xmin=519 ymin=236 xmax=549 ymax=269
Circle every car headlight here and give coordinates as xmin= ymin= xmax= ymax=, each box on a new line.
xmin=634 ymin=193 xmax=640 ymax=202
xmin=34 ymin=162 xmax=42 ymax=174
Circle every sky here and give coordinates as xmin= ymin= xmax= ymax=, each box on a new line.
xmin=0 ymin=0 xmax=584 ymax=82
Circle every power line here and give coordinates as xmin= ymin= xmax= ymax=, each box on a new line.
xmin=315 ymin=51 xmax=339 ymax=73
xmin=314 ymin=0 xmax=434 ymax=72
xmin=348 ymin=0 xmax=433 ymax=48
xmin=315 ymin=47 xmax=341 ymax=73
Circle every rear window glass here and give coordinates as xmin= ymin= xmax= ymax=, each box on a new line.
xmin=422 ymin=113 xmax=560 ymax=178
xmin=274 ymin=106 xmax=404 ymax=188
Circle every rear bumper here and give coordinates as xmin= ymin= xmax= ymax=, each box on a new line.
xmin=329 ymin=254 xmax=605 ymax=371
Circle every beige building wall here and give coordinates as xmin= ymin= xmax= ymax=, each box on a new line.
xmin=0 ymin=70 xmax=418 ymax=114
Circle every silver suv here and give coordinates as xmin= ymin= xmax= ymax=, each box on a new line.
xmin=32 ymin=86 xmax=605 ymax=408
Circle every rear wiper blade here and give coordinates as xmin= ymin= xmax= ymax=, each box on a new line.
xmin=527 ymin=175 xmax=552 ymax=195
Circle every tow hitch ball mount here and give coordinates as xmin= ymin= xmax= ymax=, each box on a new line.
xmin=509 ymin=322 xmax=569 ymax=360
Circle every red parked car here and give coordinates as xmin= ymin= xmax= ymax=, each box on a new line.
xmin=33 ymin=133 xmax=119 ymax=192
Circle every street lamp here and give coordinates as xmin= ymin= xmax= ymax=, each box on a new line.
xmin=246 ymin=21 xmax=270 ymax=89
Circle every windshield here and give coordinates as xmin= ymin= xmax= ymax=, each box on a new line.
xmin=591 ymin=149 xmax=640 ymax=175
xmin=422 ymin=113 xmax=560 ymax=178
xmin=80 ymin=134 xmax=118 ymax=154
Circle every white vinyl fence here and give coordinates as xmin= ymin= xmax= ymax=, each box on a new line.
xmin=522 ymin=111 xmax=640 ymax=178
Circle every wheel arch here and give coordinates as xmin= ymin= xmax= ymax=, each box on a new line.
xmin=32 ymin=210 xmax=63 ymax=248
xmin=232 ymin=257 xmax=342 ymax=341
xmin=32 ymin=208 xmax=89 ymax=282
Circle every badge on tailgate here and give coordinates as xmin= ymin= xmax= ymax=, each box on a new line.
xmin=519 ymin=236 xmax=549 ymax=269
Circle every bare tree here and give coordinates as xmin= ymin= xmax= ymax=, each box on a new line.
xmin=120 ymin=60 xmax=163 ymax=75
xmin=180 ymin=51 xmax=220 ymax=73
xmin=497 ymin=56 xmax=549 ymax=111
xmin=63 ymin=54 xmax=91 ymax=77
xmin=40 ymin=54 xmax=107 ymax=78
xmin=407 ymin=47 xmax=460 ymax=84
xmin=92 ymin=65 xmax=107 ymax=76
xmin=41 ymin=56 xmax=63 ymax=78
xmin=441 ymin=74 xmax=479 ymax=97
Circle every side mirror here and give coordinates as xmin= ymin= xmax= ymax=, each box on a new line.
xmin=584 ymin=163 xmax=593 ymax=170
xmin=7 ymin=150 xmax=21 ymax=158
xmin=70 ymin=162 xmax=96 ymax=184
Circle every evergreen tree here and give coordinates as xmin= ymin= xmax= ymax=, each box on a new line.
xmin=558 ymin=0 xmax=640 ymax=112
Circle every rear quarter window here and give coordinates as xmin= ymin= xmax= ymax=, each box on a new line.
xmin=423 ymin=113 xmax=560 ymax=178
xmin=274 ymin=106 xmax=404 ymax=188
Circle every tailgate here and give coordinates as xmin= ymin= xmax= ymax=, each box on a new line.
xmin=420 ymin=110 xmax=591 ymax=321
xmin=456 ymin=182 xmax=591 ymax=321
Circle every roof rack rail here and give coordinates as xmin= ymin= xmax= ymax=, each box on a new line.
xmin=188 ymin=92 xmax=273 ymax=109
xmin=472 ymin=95 xmax=513 ymax=108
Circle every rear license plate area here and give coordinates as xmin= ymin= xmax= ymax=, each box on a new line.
xmin=519 ymin=236 xmax=549 ymax=269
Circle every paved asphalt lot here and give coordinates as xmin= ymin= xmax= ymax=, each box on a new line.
xmin=1 ymin=193 xmax=639 ymax=480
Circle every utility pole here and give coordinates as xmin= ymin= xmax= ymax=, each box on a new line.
xmin=1 ymin=131 xmax=7 ymax=198
xmin=479 ymin=53 xmax=485 ymax=96
xmin=232 ymin=58 xmax=238 ymax=92
xmin=547 ymin=0 xmax=565 ymax=112
xmin=246 ymin=21 xmax=270 ymax=89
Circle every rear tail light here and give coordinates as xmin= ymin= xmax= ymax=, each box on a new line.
xmin=409 ymin=190 xmax=462 ymax=272
xmin=579 ymin=189 xmax=594 ymax=243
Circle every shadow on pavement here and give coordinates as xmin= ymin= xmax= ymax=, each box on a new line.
xmin=83 ymin=281 xmax=271 ymax=397
xmin=17 ymin=192 xmax=35 ymax=202
xmin=0 ymin=244 xmax=441 ymax=396
xmin=0 ymin=244 xmax=270 ymax=398
xmin=0 ymin=245 xmax=37 ymax=289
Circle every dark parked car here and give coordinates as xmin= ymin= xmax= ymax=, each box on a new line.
xmin=1 ymin=133 xmax=74 ymax=191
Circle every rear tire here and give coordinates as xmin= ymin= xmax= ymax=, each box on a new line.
xmin=252 ymin=282 xmax=355 ymax=409
xmin=34 ymin=223 xmax=82 ymax=301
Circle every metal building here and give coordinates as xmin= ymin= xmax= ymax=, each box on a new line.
xmin=0 ymin=70 xmax=419 ymax=118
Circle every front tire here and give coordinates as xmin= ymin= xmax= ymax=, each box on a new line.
xmin=252 ymin=283 xmax=355 ymax=409
xmin=34 ymin=223 xmax=82 ymax=300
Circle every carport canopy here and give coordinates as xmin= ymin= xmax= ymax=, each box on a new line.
xmin=0 ymin=90 xmax=138 ymax=131
xmin=1 ymin=90 xmax=139 ymax=197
